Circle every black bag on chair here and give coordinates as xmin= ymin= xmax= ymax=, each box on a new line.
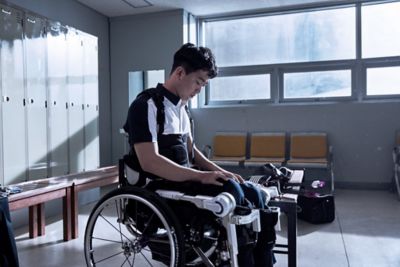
xmin=297 ymin=192 xmax=335 ymax=224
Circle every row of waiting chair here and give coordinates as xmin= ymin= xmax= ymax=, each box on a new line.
xmin=204 ymin=132 xmax=334 ymax=189
xmin=205 ymin=132 xmax=332 ymax=168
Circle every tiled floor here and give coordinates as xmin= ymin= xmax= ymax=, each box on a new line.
xmin=14 ymin=189 xmax=400 ymax=267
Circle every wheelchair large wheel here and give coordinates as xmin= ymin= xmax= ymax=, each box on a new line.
xmin=84 ymin=187 xmax=185 ymax=267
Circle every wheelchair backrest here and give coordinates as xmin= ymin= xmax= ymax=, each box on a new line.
xmin=119 ymin=156 xmax=146 ymax=187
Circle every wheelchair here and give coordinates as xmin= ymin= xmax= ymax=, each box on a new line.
xmin=84 ymin=158 xmax=279 ymax=267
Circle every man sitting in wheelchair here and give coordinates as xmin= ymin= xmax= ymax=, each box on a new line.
xmin=84 ymin=43 xmax=279 ymax=267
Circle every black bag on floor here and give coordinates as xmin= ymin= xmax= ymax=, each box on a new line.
xmin=297 ymin=192 xmax=335 ymax=224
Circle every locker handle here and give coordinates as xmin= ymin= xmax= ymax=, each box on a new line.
xmin=71 ymin=102 xmax=74 ymax=107
xmin=53 ymin=101 xmax=56 ymax=106
xmin=3 ymin=96 xmax=10 ymax=102
xmin=30 ymin=98 xmax=34 ymax=104
xmin=23 ymin=99 xmax=26 ymax=106
xmin=1 ymin=9 xmax=11 ymax=15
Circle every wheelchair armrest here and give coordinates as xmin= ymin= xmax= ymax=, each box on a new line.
xmin=231 ymin=209 xmax=261 ymax=232
xmin=156 ymin=190 xmax=236 ymax=218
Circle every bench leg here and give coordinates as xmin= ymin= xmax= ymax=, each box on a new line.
xmin=38 ymin=204 xmax=45 ymax=236
xmin=29 ymin=204 xmax=45 ymax=238
xmin=71 ymin=186 xmax=79 ymax=239
xmin=63 ymin=187 xmax=72 ymax=241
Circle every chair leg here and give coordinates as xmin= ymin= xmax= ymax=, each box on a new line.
xmin=395 ymin=164 xmax=400 ymax=201
xmin=328 ymin=162 xmax=334 ymax=193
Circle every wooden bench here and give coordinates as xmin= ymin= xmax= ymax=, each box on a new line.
xmin=7 ymin=166 xmax=119 ymax=241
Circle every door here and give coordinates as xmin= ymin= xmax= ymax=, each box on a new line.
xmin=67 ymin=29 xmax=84 ymax=173
xmin=83 ymin=33 xmax=99 ymax=171
xmin=24 ymin=14 xmax=48 ymax=180
xmin=47 ymin=23 xmax=69 ymax=176
xmin=0 ymin=5 xmax=27 ymax=185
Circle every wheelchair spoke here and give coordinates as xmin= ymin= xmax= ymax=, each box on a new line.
xmin=141 ymin=212 xmax=155 ymax=235
xmin=141 ymin=247 xmax=170 ymax=260
xmin=93 ymin=250 xmax=125 ymax=264
xmin=92 ymin=236 xmax=123 ymax=244
xmin=120 ymin=255 xmax=133 ymax=267
xmin=99 ymin=213 xmax=134 ymax=242
xmin=85 ymin=189 xmax=184 ymax=267
xmin=114 ymin=198 xmax=124 ymax=244
xmin=140 ymin=251 xmax=155 ymax=267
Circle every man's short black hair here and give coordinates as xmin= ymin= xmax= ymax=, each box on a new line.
xmin=171 ymin=43 xmax=218 ymax=79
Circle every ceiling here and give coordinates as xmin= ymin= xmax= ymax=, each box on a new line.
xmin=76 ymin=0 xmax=336 ymax=17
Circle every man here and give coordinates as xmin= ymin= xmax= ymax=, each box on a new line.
xmin=123 ymin=43 xmax=275 ymax=266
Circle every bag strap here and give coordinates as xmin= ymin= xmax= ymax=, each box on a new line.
xmin=137 ymin=88 xmax=165 ymax=135
xmin=184 ymin=105 xmax=195 ymax=163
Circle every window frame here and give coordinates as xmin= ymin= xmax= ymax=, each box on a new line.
xmin=279 ymin=60 xmax=356 ymax=102
xmin=363 ymin=58 xmax=400 ymax=100
xmin=205 ymin=65 xmax=274 ymax=106
xmin=196 ymin=0 xmax=400 ymax=108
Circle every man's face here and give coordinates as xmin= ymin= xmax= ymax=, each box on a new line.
xmin=177 ymin=69 xmax=209 ymax=101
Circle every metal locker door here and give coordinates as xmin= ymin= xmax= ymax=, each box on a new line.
xmin=67 ymin=29 xmax=84 ymax=173
xmin=83 ymin=34 xmax=99 ymax=171
xmin=0 ymin=6 xmax=27 ymax=185
xmin=24 ymin=15 xmax=48 ymax=180
xmin=47 ymin=23 xmax=69 ymax=176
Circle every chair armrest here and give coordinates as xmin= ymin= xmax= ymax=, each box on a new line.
xmin=328 ymin=145 xmax=334 ymax=166
xmin=393 ymin=145 xmax=400 ymax=164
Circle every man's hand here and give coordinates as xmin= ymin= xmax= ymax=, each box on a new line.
xmin=222 ymin=171 xmax=245 ymax=184
xmin=199 ymin=171 xmax=231 ymax=186
xmin=199 ymin=171 xmax=244 ymax=186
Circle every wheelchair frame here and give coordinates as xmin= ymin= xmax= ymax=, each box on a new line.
xmin=83 ymin=160 xmax=267 ymax=267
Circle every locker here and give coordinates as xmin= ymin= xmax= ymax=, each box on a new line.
xmin=0 ymin=6 xmax=27 ymax=185
xmin=0 ymin=3 xmax=100 ymax=184
xmin=83 ymin=34 xmax=99 ymax=171
xmin=24 ymin=15 xmax=48 ymax=180
xmin=67 ymin=29 xmax=85 ymax=173
xmin=47 ymin=23 xmax=69 ymax=176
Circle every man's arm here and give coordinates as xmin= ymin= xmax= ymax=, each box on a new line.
xmin=134 ymin=142 xmax=230 ymax=186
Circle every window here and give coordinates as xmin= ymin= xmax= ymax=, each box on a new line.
xmin=284 ymin=70 xmax=351 ymax=99
xmin=367 ymin=66 xmax=400 ymax=96
xmin=204 ymin=7 xmax=355 ymax=67
xmin=362 ymin=2 xmax=400 ymax=58
xmin=200 ymin=1 xmax=400 ymax=106
xmin=209 ymin=74 xmax=270 ymax=102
